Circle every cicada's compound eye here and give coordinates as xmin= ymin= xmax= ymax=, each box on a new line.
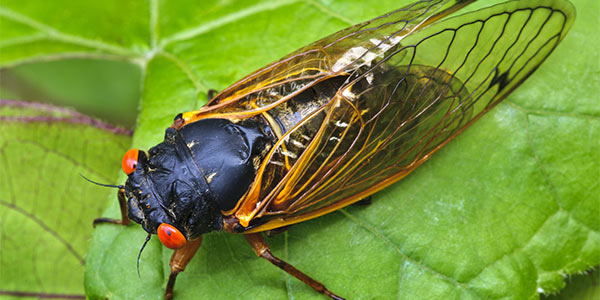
xmin=157 ymin=223 xmax=187 ymax=249
xmin=121 ymin=149 xmax=139 ymax=175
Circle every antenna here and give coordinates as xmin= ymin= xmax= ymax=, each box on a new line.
xmin=80 ymin=174 xmax=124 ymax=189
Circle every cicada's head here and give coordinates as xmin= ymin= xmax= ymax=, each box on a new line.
xmin=120 ymin=148 xmax=188 ymax=249
xmin=115 ymin=119 xmax=268 ymax=250
xmin=119 ymin=132 xmax=223 ymax=250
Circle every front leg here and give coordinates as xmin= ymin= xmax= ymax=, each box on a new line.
xmin=244 ymin=233 xmax=345 ymax=300
xmin=93 ymin=188 xmax=130 ymax=227
xmin=207 ymin=89 xmax=218 ymax=100
xmin=165 ymin=237 xmax=203 ymax=300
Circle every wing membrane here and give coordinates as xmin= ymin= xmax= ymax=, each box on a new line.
xmin=180 ymin=0 xmax=473 ymax=122
xmin=232 ymin=0 xmax=573 ymax=230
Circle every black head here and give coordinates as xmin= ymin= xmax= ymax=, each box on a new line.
xmin=119 ymin=129 xmax=223 ymax=249
xmin=117 ymin=118 xmax=268 ymax=250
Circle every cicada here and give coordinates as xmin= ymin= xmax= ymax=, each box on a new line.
xmin=92 ymin=0 xmax=574 ymax=299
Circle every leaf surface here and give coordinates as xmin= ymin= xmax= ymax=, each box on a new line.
xmin=0 ymin=101 xmax=130 ymax=298
xmin=0 ymin=0 xmax=597 ymax=299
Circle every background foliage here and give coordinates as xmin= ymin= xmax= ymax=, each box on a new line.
xmin=0 ymin=0 xmax=597 ymax=299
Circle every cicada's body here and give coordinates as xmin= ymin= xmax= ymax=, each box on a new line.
xmin=173 ymin=0 xmax=574 ymax=233
xmin=175 ymin=64 xmax=471 ymax=233
xmin=95 ymin=0 xmax=575 ymax=299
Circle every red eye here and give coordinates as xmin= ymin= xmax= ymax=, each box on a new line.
xmin=157 ymin=223 xmax=187 ymax=249
xmin=121 ymin=149 xmax=139 ymax=175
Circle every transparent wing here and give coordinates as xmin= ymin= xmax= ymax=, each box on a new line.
xmin=180 ymin=0 xmax=473 ymax=122
xmin=234 ymin=0 xmax=574 ymax=230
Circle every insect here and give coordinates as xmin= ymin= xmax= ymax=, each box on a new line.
xmin=91 ymin=0 xmax=574 ymax=299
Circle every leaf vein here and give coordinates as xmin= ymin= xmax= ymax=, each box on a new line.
xmin=160 ymin=0 xmax=300 ymax=47
xmin=338 ymin=209 xmax=483 ymax=299
xmin=158 ymin=51 xmax=207 ymax=92
xmin=302 ymin=0 xmax=355 ymax=25
xmin=0 ymin=6 xmax=139 ymax=57
xmin=150 ymin=0 xmax=159 ymax=49
xmin=0 ymin=199 xmax=85 ymax=264
xmin=506 ymin=100 xmax=600 ymax=120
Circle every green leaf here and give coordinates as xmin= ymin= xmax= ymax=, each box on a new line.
xmin=0 ymin=100 xmax=131 ymax=298
xmin=1 ymin=0 xmax=597 ymax=299
xmin=0 ymin=59 xmax=142 ymax=127
xmin=542 ymin=267 xmax=599 ymax=300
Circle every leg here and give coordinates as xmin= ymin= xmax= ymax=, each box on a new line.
xmin=352 ymin=196 xmax=372 ymax=207
xmin=93 ymin=189 xmax=130 ymax=227
xmin=165 ymin=237 xmax=202 ymax=300
xmin=244 ymin=233 xmax=344 ymax=300
xmin=207 ymin=89 xmax=218 ymax=100
xmin=265 ymin=225 xmax=291 ymax=237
